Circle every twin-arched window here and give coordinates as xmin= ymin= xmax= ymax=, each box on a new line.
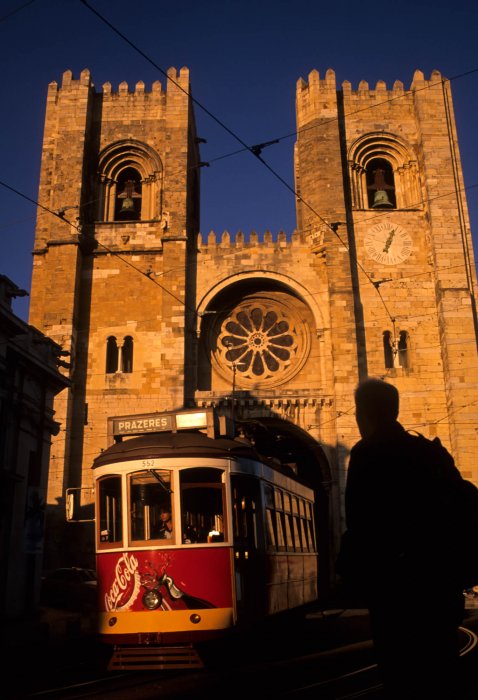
xmin=383 ymin=330 xmax=410 ymax=369
xmin=106 ymin=336 xmax=134 ymax=374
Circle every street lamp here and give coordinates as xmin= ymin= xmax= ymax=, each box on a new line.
xmin=224 ymin=342 xmax=245 ymax=432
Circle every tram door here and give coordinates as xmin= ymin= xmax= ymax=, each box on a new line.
xmin=231 ymin=475 xmax=265 ymax=623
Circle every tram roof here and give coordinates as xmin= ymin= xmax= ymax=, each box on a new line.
xmin=92 ymin=431 xmax=262 ymax=469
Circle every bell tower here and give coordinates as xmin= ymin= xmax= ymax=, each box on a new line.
xmin=295 ymin=68 xmax=478 ymax=480
xmin=29 ymin=68 xmax=200 ymax=566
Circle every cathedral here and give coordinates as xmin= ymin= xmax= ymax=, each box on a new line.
xmin=28 ymin=66 xmax=478 ymax=587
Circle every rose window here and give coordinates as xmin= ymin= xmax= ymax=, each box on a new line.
xmin=217 ymin=305 xmax=299 ymax=382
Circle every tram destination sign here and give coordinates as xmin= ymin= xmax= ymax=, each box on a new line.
xmin=113 ymin=414 xmax=174 ymax=436
xmin=110 ymin=410 xmax=211 ymax=438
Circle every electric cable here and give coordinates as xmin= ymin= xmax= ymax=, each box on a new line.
xmin=3 ymin=3 xmax=476 ymax=418
xmin=0 ymin=0 xmax=37 ymax=23
xmin=78 ymin=0 xmax=478 ymax=328
xmin=78 ymin=0 xmax=404 ymax=324
xmin=0 ymin=178 xmax=199 ymax=315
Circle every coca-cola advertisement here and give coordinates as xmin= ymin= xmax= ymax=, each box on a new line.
xmin=97 ymin=549 xmax=233 ymax=612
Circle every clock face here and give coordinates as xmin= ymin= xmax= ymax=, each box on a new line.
xmin=364 ymin=222 xmax=412 ymax=266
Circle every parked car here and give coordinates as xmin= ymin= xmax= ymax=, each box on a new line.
xmin=40 ymin=567 xmax=97 ymax=610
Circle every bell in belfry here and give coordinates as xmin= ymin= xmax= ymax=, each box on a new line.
xmin=117 ymin=179 xmax=141 ymax=220
xmin=372 ymin=189 xmax=393 ymax=208
xmin=368 ymin=166 xmax=395 ymax=208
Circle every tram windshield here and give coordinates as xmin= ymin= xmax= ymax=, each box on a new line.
xmin=97 ymin=467 xmax=227 ymax=548
xmin=180 ymin=468 xmax=225 ymax=544
xmin=129 ymin=470 xmax=173 ymax=543
xmin=98 ymin=475 xmax=123 ymax=544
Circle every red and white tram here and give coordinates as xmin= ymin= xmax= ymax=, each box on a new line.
xmin=87 ymin=409 xmax=318 ymax=668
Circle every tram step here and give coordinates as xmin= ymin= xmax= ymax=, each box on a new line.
xmin=108 ymin=643 xmax=204 ymax=671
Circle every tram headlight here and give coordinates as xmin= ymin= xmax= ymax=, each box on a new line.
xmin=142 ymin=589 xmax=162 ymax=610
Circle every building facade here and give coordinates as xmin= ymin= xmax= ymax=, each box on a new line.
xmin=28 ymin=67 xmax=478 ymax=588
xmin=0 ymin=275 xmax=69 ymax=619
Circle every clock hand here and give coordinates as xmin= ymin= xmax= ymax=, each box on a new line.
xmin=383 ymin=228 xmax=396 ymax=253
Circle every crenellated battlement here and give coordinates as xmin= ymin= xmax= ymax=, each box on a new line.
xmin=296 ymin=69 xmax=338 ymax=124
xmin=296 ymin=68 xmax=337 ymax=97
xmin=48 ymin=66 xmax=190 ymax=98
xmin=197 ymin=230 xmax=307 ymax=249
xmin=296 ymin=68 xmax=445 ymax=109
xmin=340 ymin=69 xmax=444 ymax=99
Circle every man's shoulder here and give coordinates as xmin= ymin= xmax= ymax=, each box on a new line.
xmin=351 ymin=421 xmax=406 ymax=452
xmin=403 ymin=431 xmax=459 ymax=473
xmin=350 ymin=425 xmax=458 ymax=473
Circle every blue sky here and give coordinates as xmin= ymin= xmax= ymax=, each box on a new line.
xmin=2 ymin=0 xmax=478 ymax=321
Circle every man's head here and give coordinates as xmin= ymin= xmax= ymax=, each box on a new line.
xmin=159 ymin=507 xmax=171 ymax=521
xmin=355 ymin=378 xmax=399 ymax=438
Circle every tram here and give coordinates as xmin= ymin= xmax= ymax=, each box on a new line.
xmin=81 ymin=408 xmax=318 ymax=668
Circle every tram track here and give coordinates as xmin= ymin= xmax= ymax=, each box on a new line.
xmin=23 ymin=624 xmax=478 ymax=699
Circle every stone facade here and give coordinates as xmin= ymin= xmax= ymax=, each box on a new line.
xmin=28 ymin=67 xmax=478 ymax=579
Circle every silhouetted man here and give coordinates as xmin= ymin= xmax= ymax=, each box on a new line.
xmin=340 ymin=378 xmax=466 ymax=699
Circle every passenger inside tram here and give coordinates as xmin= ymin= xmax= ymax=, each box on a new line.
xmin=158 ymin=506 xmax=173 ymax=539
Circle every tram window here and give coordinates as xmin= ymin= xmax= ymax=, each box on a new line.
xmin=275 ymin=511 xmax=286 ymax=550
xmin=285 ymin=517 xmax=295 ymax=550
xmin=129 ymin=470 xmax=173 ymax=543
xmin=298 ymin=499 xmax=309 ymax=552
xmin=180 ymin=468 xmax=225 ymax=544
xmin=264 ymin=485 xmax=277 ymax=550
xmin=291 ymin=497 xmax=301 ymax=551
xmin=264 ymin=483 xmax=274 ymax=509
xmin=306 ymin=502 xmax=316 ymax=552
xmin=283 ymin=493 xmax=291 ymax=513
xmin=265 ymin=509 xmax=277 ymax=549
xmin=274 ymin=488 xmax=283 ymax=510
xmin=299 ymin=499 xmax=306 ymax=518
xmin=98 ymin=476 xmax=123 ymax=546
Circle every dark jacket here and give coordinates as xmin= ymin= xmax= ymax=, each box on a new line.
xmin=339 ymin=421 xmax=464 ymax=601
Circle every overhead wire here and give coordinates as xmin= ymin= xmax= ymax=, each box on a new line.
xmin=0 ymin=179 xmax=198 ymax=315
xmin=2 ymin=174 xmax=477 ymax=381
xmin=4 ymin=174 xmax=477 ymax=358
xmin=77 ymin=0 xmax=478 ymax=329
xmin=0 ymin=0 xmax=37 ymax=23
xmin=78 ymin=0 xmax=409 ymax=325
xmin=203 ymin=67 xmax=478 ymax=167
xmin=3 ymin=1 xmax=477 ymax=328
xmin=3 ymin=1 xmax=477 ymax=439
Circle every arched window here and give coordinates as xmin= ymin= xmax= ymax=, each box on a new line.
xmin=348 ymin=132 xmax=420 ymax=210
xmin=383 ymin=330 xmax=410 ymax=369
xmin=106 ymin=337 xmax=119 ymax=374
xmin=106 ymin=336 xmax=134 ymax=374
xmin=366 ymin=158 xmax=396 ymax=209
xmin=97 ymin=140 xmax=163 ymax=222
xmin=383 ymin=331 xmax=394 ymax=369
xmin=121 ymin=336 xmax=134 ymax=373
xmin=398 ymin=331 xmax=410 ymax=369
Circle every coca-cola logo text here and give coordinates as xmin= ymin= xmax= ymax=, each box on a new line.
xmin=105 ymin=552 xmax=140 ymax=611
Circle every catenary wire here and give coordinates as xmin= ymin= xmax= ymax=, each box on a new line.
xmin=5 ymin=170 xmax=476 ymax=326
xmin=3 ymin=3 xmax=477 ymax=349
xmin=0 ymin=179 xmax=199 ymax=315
xmin=0 ymin=0 xmax=37 ymax=23
xmin=78 ymin=0 xmax=406 ymax=325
